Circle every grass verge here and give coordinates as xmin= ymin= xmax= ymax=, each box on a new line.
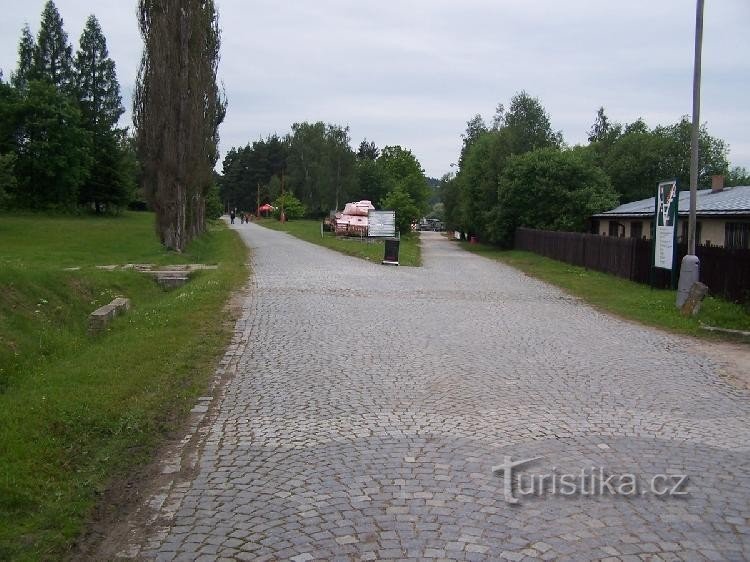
xmin=0 ymin=212 xmax=247 ymax=560
xmin=460 ymin=241 xmax=750 ymax=339
xmin=254 ymin=218 xmax=421 ymax=266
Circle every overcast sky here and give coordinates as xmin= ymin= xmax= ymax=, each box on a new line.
xmin=1 ymin=1 xmax=748 ymax=179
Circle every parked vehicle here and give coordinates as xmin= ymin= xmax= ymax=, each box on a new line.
xmin=417 ymin=218 xmax=444 ymax=231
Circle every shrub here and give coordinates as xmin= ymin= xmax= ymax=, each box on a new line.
xmin=272 ymin=192 xmax=305 ymax=220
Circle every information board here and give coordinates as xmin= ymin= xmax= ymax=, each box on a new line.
xmin=368 ymin=210 xmax=396 ymax=237
xmin=653 ymin=179 xmax=679 ymax=270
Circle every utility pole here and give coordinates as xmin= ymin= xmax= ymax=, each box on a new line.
xmin=676 ymin=0 xmax=704 ymax=307
xmin=688 ymin=0 xmax=703 ymax=255
xmin=256 ymin=183 xmax=260 ymax=217
xmin=280 ymin=171 xmax=286 ymax=222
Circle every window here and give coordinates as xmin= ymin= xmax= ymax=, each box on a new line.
xmin=608 ymin=222 xmax=624 ymax=237
xmin=630 ymin=222 xmax=643 ymax=239
xmin=725 ymin=222 xmax=750 ymax=249
xmin=679 ymin=221 xmax=702 ymax=245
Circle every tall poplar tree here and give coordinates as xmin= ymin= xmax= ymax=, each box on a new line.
xmin=134 ymin=0 xmax=226 ymax=250
xmin=33 ymin=1 xmax=74 ymax=92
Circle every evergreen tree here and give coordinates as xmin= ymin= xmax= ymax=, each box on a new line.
xmin=357 ymin=139 xmax=379 ymax=160
xmin=11 ymin=24 xmax=35 ymax=91
xmin=33 ymin=1 xmax=74 ymax=92
xmin=75 ymin=15 xmax=123 ymax=128
xmin=74 ymin=15 xmax=130 ymax=212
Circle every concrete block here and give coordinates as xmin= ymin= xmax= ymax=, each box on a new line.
xmin=88 ymin=298 xmax=131 ymax=335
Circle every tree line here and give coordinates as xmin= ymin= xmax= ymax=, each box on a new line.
xmin=442 ymin=91 xmax=750 ymax=246
xmin=219 ymin=125 xmax=431 ymax=234
xmin=0 ymin=1 xmax=136 ymax=213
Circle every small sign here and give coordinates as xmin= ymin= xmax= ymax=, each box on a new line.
xmin=653 ymin=179 xmax=679 ymax=270
xmin=368 ymin=210 xmax=396 ymax=237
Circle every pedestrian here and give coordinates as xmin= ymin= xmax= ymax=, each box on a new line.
xmin=230 ymin=209 xmax=236 ymax=224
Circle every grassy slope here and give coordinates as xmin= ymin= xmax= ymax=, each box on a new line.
xmin=0 ymin=212 xmax=247 ymax=561
xmin=254 ymin=218 xmax=421 ymax=266
xmin=460 ymin=241 xmax=750 ymax=339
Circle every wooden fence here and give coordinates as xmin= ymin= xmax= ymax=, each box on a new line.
xmin=514 ymin=227 xmax=750 ymax=304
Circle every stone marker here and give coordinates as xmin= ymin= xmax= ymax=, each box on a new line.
xmin=680 ymin=281 xmax=708 ymax=316
xmin=88 ymin=297 xmax=132 ymax=335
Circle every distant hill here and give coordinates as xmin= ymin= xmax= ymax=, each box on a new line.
xmin=426 ymin=177 xmax=440 ymax=205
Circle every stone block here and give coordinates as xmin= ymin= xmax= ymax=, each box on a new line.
xmin=680 ymin=281 xmax=709 ymax=316
xmin=88 ymin=297 xmax=131 ymax=335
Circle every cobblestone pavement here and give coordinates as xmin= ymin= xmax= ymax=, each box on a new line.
xmin=127 ymin=226 xmax=749 ymax=561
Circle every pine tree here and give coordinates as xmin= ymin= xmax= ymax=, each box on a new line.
xmin=33 ymin=1 xmax=74 ymax=91
xmin=75 ymin=15 xmax=123 ymax=128
xmin=11 ymin=24 xmax=35 ymax=91
xmin=74 ymin=15 xmax=130 ymax=212
xmin=135 ymin=0 xmax=226 ymax=250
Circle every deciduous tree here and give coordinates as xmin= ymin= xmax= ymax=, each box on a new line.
xmin=135 ymin=0 xmax=226 ymax=251
xmin=496 ymin=90 xmax=562 ymax=153
xmin=381 ymin=185 xmax=419 ymax=235
xmin=285 ymin=122 xmax=357 ymax=215
xmin=489 ymin=148 xmax=618 ymax=245
xmin=377 ymin=145 xmax=429 ymax=214
xmin=12 ymin=80 xmax=92 ymax=209
xmin=726 ymin=166 xmax=750 ymax=187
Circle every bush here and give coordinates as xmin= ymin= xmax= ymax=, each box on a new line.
xmin=272 ymin=192 xmax=305 ymax=220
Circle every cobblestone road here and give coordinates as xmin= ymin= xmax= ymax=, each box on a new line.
xmin=129 ymin=225 xmax=749 ymax=561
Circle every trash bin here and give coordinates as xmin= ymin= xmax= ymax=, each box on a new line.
xmin=382 ymin=237 xmax=400 ymax=265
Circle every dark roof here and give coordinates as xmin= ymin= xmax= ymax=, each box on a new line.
xmin=593 ymin=185 xmax=750 ymax=218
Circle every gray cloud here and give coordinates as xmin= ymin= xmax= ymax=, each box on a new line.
xmin=1 ymin=0 xmax=748 ymax=178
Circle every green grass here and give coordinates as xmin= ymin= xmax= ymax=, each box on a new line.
xmin=0 ymin=212 xmax=247 ymax=560
xmin=459 ymin=241 xmax=750 ymax=339
xmin=254 ymin=218 xmax=422 ymax=266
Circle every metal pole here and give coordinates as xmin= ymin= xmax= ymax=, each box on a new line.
xmin=688 ymin=0 xmax=703 ymax=255
xmin=676 ymin=0 xmax=704 ymax=308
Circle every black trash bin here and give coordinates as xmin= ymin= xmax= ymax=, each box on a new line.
xmin=382 ymin=237 xmax=400 ymax=265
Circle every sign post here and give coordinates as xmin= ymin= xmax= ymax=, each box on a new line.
xmin=652 ymin=179 xmax=679 ymax=288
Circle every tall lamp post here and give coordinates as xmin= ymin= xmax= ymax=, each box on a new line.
xmin=676 ymin=0 xmax=704 ymax=307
